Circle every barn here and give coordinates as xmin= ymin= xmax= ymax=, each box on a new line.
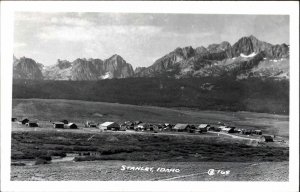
xmin=26 ymin=121 xmax=38 ymax=127
xmin=99 ymin=122 xmax=120 ymax=131
xmin=20 ymin=118 xmax=29 ymax=124
xmin=53 ymin=122 xmax=64 ymax=128
xmin=198 ymin=124 xmax=210 ymax=132
xmin=173 ymin=124 xmax=190 ymax=132
xmin=67 ymin=123 xmax=78 ymax=129
xmin=260 ymin=135 xmax=273 ymax=142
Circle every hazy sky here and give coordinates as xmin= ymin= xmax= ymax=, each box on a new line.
xmin=14 ymin=13 xmax=289 ymax=68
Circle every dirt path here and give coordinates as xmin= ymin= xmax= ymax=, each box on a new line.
xmin=208 ymin=131 xmax=260 ymax=141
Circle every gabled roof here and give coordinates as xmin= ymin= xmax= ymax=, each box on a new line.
xmin=137 ymin=123 xmax=148 ymax=127
xmin=198 ymin=124 xmax=210 ymax=128
xmin=174 ymin=124 xmax=189 ymax=130
xmin=100 ymin=122 xmax=118 ymax=127
xmin=68 ymin=123 xmax=77 ymax=126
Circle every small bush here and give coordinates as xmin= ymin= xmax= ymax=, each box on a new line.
xmin=74 ymin=156 xmax=98 ymax=162
xmin=11 ymin=162 xmax=26 ymax=166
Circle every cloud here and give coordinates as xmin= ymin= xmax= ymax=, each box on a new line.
xmin=38 ymin=26 xmax=95 ymax=41
xmin=38 ymin=25 xmax=162 ymax=42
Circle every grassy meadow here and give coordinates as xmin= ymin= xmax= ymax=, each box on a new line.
xmin=11 ymin=129 xmax=289 ymax=162
xmin=12 ymin=98 xmax=289 ymax=137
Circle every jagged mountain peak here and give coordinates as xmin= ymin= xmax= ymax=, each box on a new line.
xmin=13 ymin=35 xmax=289 ymax=81
xmin=195 ymin=46 xmax=209 ymax=55
xmin=13 ymin=56 xmax=43 ymax=80
xmin=107 ymin=54 xmax=124 ymax=61
xmin=56 ymin=59 xmax=72 ymax=69
xmin=135 ymin=35 xmax=289 ymax=79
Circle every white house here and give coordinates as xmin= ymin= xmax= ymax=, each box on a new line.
xmin=98 ymin=122 xmax=120 ymax=131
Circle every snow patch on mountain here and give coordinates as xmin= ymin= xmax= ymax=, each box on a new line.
xmin=100 ymin=72 xmax=113 ymax=79
xmin=240 ymin=52 xmax=257 ymax=58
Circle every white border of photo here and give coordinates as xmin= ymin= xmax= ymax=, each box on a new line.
xmin=1 ymin=1 xmax=299 ymax=192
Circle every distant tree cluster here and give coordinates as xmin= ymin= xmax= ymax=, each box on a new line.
xmin=12 ymin=77 xmax=289 ymax=114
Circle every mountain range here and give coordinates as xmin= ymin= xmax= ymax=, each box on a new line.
xmin=13 ymin=35 xmax=289 ymax=80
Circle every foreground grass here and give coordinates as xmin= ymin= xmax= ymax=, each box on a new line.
xmin=11 ymin=130 xmax=289 ymax=162
xmin=11 ymin=160 xmax=289 ymax=181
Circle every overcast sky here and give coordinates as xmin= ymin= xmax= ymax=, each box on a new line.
xmin=14 ymin=12 xmax=289 ymax=68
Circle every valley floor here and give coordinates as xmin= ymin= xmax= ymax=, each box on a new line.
xmin=10 ymin=99 xmax=290 ymax=181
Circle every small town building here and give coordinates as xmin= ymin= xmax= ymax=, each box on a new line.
xmin=67 ymin=123 xmax=78 ymax=129
xmin=120 ymin=123 xmax=128 ymax=130
xmin=235 ymin=129 xmax=242 ymax=133
xmin=254 ymin=130 xmax=262 ymax=135
xmin=242 ymin=129 xmax=252 ymax=135
xmin=228 ymin=126 xmax=236 ymax=133
xmin=124 ymin=121 xmax=134 ymax=129
xmin=134 ymin=123 xmax=149 ymax=131
xmin=219 ymin=126 xmax=231 ymax=132
xmin=173 ymin=124 xmax=190 ymax=132
xmin=198 ymin=124 xmax=210 ymax=132
xmin=134 ymin=121 xmax=142 ymax=125
xmin=99 ymin=122 xmax=120 ymax=131
xmin=219 ymin=126 xmax=235 ymax=133
xmin=78 ymin=151 xmax=101 ymax=157
xmin=260 ymin=135 xmax=273 ymax=142
xmin=26 ymin=121 xmax=38 ymax=127
xmin=20 ymin=118 xmax=29 ymax=124
xmin=85 ymin=121 xmax=97 ymax=128
xmin=53 ymin=122 xmax=64 ymax=128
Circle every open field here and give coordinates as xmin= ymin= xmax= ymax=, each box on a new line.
xmin=12 ymin=99 xmax=289 ymax=137
xmin=11 ymin=127 xmax=289 ymax=181
xmin=11 ymin=128 xmax=289 ymax=162
xmin=11 ymin=160 xmax=288 ymax=181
